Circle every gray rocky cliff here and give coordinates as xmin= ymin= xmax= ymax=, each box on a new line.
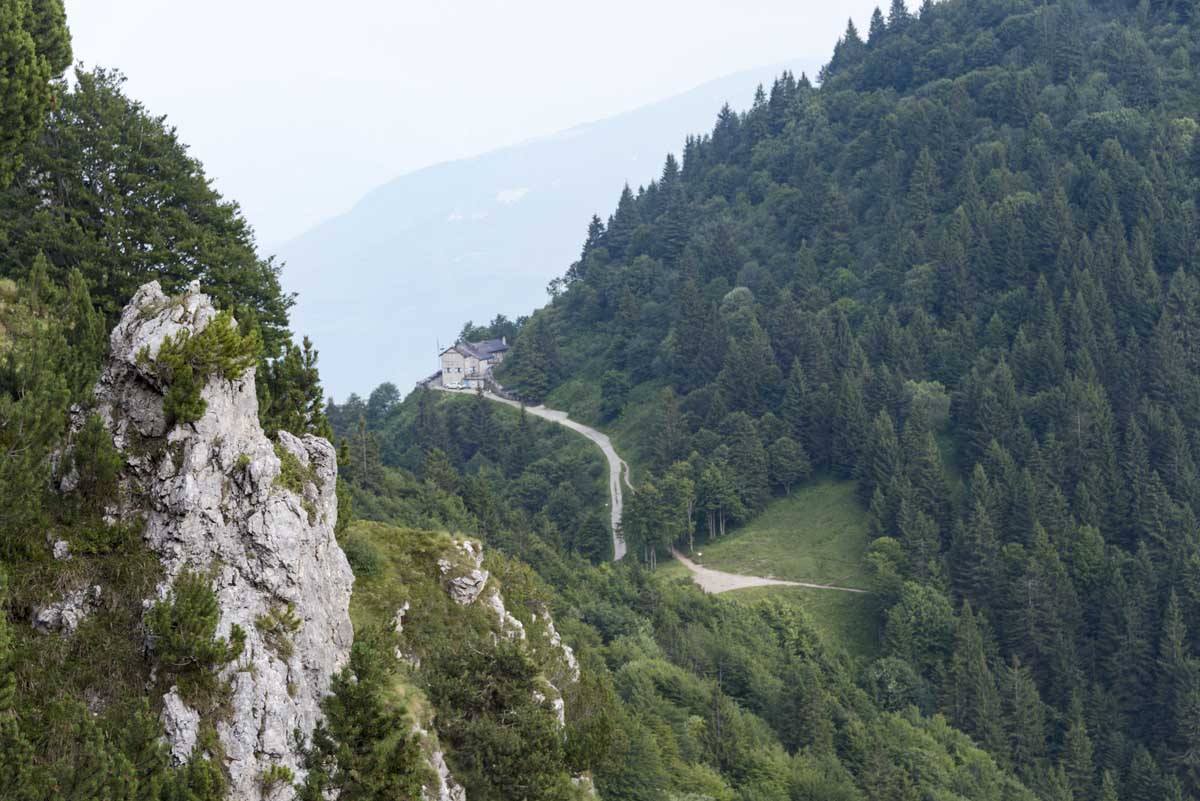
xmin=94 ymin=281 xmax=354 ymax=800
xmin=417 ymin=537 xmax=594 ymax=798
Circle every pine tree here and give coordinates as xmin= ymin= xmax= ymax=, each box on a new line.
xmin=722 ymin=412 xmax=770 ymax=514
xmin=605 ymin=184 xmax=640 ymax=258
xmin=746 ymin=84 xmax=770 ymax=144
xmin=508 ymin=314 xmax=557 ymax=402
xmin=908 ymin=147 xmax=939 ymax=232
xmin=831 ymin=374 xmax=868 ymax=480
xmin=823 ymin=19 xmax=865 ymax=79
xmin=1063 ymin=693 xmax=1096 ymax=801
xmin=1039 ymin=765 xmax=1074 ymax=801
xmin=898 ymin=497 xmax=941 ymax=581
xmin=946 ymin=600 xmax=1006 ymax=757
xmin=1158 ymin=591 xmax=1189 ymax=726
xmin=1098 ymin=771 xmax=1119 ymax=801
xmin=1125 ymin=747 xmax=1163 ymax=801
xmin=780 ymin=360 xmax=814 ymax=454
xmin=153 ymin=310 xmax=262 ymax=426
xmin=580 ymin=214 xmax=605 ymax=260
xmin=766 ymin=74 xmax=792 ymax=136
xmin=146 ymin=571 xmax=246 ymax=708
xmin=462 ymin=388 xmax=497 ymax=463
xmin=300 ymin=631 xmax=431 ymax=799
xmin=768 ymin=436 xmax=811 ymax=494
xmin=711 ymin=103 xmax=741 ymax=161
xmin=869 ymin=7 xmax=887 ymax=42
xmin=1169 ymin=661 xmax=1200 ymax=795
xmin=422 ymin=448 xmax=460 ymax=495
xmin=262 ymin=335 xmax=331 ymax=438
xmin=61 ymin=268 xmax=105 ymax=397
xmin=905 ymin=425 xmax=949 ymax=524
xmin=0 ymin=272 xmax=70 ymax=559
xmin=0 ymin=570 xmax=41 ymax=799
xmin=862 ymin=410 xmax=900 ymax=502
xmin=672 ymin=278 xmax=726 ymax=389
xmin=968 ymin=360 xmax=1022 ymax=462
xmin=1006 ymin=526 xmax=1081 ymax=702
xmin=651 ymin=387 xmax=689 ymax=471
xmin=1002 ymin=655 xmax=1048 ymax=780
xmin=888 ymin=0 xmax=912 ymax=29
xmin=12 ymin=69 xmax=295 ymax=346
xmin=716 ymin=317 xmax=780 ymax=415
xmin=0 ymin=0 xmax=69 ymax=186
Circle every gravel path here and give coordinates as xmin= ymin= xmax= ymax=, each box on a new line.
xmin=669 ymin=548 xmax=871 ymax=594
xmin=429 ymin=383 xmax=869 ymax=591
xmin=430 ymin=385 xmax=631 ymax=560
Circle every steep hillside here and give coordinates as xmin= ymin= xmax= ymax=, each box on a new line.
xmin=15 ymin=1 xmax=1200 ymax=800
xmin=278 ymin=61 xmax=817 ymax=397
xmin=329 ymin=386 xmax=1043 ymax=801
xmin=490 ymin=0 xmax=1200 ymax=798
xmin=0 ymin=10 xmax=351 ymax=795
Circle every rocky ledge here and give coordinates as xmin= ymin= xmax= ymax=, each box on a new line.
xmin=93 ymin=281 xmax=354 ymax=800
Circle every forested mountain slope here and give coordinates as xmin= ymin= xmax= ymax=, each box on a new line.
xmin=280 ymin=61 xmax=817 ymax=397
xmin=331 ymin=384 xmax=1044 ymax=801
xmin=0 ymin=2 xmax=1043 ymax=798
xmin=9 ymin=0 xmax=1200 ymax=800
xmin=487 ymin=0 xmax=1200 ymax=799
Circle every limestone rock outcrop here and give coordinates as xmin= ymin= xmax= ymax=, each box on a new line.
xmin=32 ymin=584 xmax=101 ymax=634
xmin=94 ymin=281 xmax=354 ymax=800
xmin=437 ymin=539 xmax=595 ymax=793
xmin=161 ymin=688 xmax=201 ymax=764
xmin=438 ymin=540 xmax=489 ymax=605
xmin=417 ymin=728 xmax=467 ymax=801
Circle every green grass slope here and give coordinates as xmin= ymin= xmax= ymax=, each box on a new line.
xmin=727 ymin=586 xmax=881 ymax=660
xmin=690 ymin=478 xmax=871 ymax=589
xmin=660 ymin=477 xmax=881 ymax=657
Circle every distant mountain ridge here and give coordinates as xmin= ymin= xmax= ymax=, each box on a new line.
xmin=278 ymin=60 xmax=817 ymax=399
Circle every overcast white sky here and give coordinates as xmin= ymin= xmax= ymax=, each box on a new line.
xmin=63 ymin=1 xmax=878 ymax=248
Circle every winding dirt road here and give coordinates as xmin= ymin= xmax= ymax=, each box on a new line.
xmin=431 ymin=386 xmax=632 ymax=560
xmin=429 ymin=383 xmax=869 ymax=592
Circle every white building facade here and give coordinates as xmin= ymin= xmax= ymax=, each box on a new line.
xmin=439 ymin=338 xmax=508 ymax=389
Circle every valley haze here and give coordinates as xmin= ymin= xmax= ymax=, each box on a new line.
xmin=279 ymin=62 xmax=817 ymax=400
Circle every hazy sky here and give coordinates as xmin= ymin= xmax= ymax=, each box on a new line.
xmin=63 ymin=1 xmax=878 ymax=248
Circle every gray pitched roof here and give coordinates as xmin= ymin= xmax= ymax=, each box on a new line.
xmin=440 ymin=338 xmax=508 ymax=361
xmin=469 ymin=338 xmax=509 ymax=357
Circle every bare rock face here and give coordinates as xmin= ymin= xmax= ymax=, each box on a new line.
xmin=438 ymin=540 xmax=489 ymax=606
xmin=534 ymin=609 xmax=578 ymax=682
xmin=32 ymin=585 xmax=101 ymax=634
xmin=484 ymin=588 xmax=526 ymax=640
xmin=417 ymin=728 xmax=467 ymax=801
xmin=95 ymin=281 xmax=354 ymax=800
xmin=161 ymin=687 xmax=201 ymax=763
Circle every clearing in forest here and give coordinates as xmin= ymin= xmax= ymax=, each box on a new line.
xmin=685 ymin=478 xmax=872 ymax=590
xmin=661 ymin=478 xmax=879 ymax=657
